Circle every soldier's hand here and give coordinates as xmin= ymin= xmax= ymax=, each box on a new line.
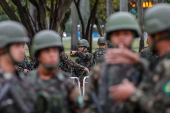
xmin=24 ymin=69 xmax=29 ymax=73
xmin=109 ymin=79 xmax=136 ymax=102
xmin=84 ymin=67 xmax=89 ymax=73
xmin=71 ymin=51 xmax=77 ymax=55
xmin=105 ymin=48 xmax=140 ymax=64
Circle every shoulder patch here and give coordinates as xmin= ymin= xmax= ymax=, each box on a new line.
xmin=163 ymin=81 xmax=170 ymax=95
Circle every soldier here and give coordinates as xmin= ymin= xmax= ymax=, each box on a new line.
xmin=59 ymin=51 xmax=89 ymax=73
xmin=93 ymin=37 xmax=106 ymax=64
xmin=71 ymin=39 xmax=93 ymax=87
xmin=82 ymin=12 xmax=142 ymax=113
xmin=109 ymin=4 xmax=170 ymax=113
xmin=27 ymin=30 xmax=82 ymax=113
xmin=15 ymin=53 xmax=31 ymax=73
xmin=140 ymin=36 xmax=158 ymax=62
xmin=0 ymin=21 xmax=35 ymax=112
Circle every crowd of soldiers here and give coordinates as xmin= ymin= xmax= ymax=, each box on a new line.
xmin=0 ymin=3 xmax=170 ymax=113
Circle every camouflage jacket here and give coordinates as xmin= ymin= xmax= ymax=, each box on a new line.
xmin=75 ymin=50 xmax=92 ymax=78
xmin=0 ymin=67 xmax=35 ymax=113
xmin=83 ymin=62 xmax=141 ymax=113
xmin=128 ymin=51 xmax=170 ymax=113
xmin=16 ymin=54 xmax=31 ymax=72
xmin=140 ymin=47 xmax=159 ymax=62
xmin=27 ymin=69 xmax=81 ymax=113
xmin=93 ymin=48 xmax=106 ymax=64
xmin=58 ymin=51 xmax=85 ymax=72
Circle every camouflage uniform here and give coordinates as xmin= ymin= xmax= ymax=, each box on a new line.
xmin=75 ymin=50 xmax=92 ymax=78
xmin=0 ymin=21 xmax=35 ymax=112
xmin=58 ymin=51 xmax=85 ymax=72
xmin=83 ymin=12 xmax=142 ymax=113
xmin=83 ymin=59 xmax=141 ymax=113
xmin=140 ymin=47 xmax=158 ymax=62
xmin=0 ymin=67 xmax=35 ymax=113
xmin=128 ymin=52 xmax=170 ymax=113
xmin=27 ymin=69 xmax=80 ymax=113
xmin=126 ymin=4 xmax=170 ymax=113
xmin=93 ymin=48 xmax=106 ymax=64
xmin=15 ymin=53 xmax=31 ymax=72
xmin=30 ymin=30 xmax=82 ymax=113
xmin=93 ymin=37 xmax=107 ymax=64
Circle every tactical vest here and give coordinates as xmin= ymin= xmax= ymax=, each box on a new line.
xmin=75 ymin=51 xmax=92 ymax=77
xmin=93 ymin=48 xmax=106 ymax=64
xmin=29 ymin=69 xmax=70 ymax=113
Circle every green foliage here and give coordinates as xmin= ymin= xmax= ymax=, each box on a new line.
xmin=164 ymin=0 xmax=170 ymax=3
xmin=90 ymin=0 xmax=119 ymax=25
xmin=0 ymin=15 xmax=10 ymax=21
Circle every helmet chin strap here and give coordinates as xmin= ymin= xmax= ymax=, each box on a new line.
xmin=82 ymin=47 xmax=85 ymax=52
xmin=40 ymin=62 xmax=58 ymax=70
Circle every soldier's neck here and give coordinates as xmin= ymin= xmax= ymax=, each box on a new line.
xmin=38 ymin=65 xmax=56 ymax=80
xmin=0 ymin=55 xmax=15 ymax=73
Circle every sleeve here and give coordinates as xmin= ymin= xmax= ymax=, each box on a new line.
xmin=129 ymin=60 xmax=170 ymax=113
xmin=82 ymin=65 xmax=101 ymax=113
xmin=61 ymin=52 xmax=85 ymax=70
xmin=76 ymin=51 xmax=92 ymax=60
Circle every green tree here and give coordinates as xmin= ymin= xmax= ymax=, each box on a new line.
xmin=0 ymin=0 xmax=73 ymax=56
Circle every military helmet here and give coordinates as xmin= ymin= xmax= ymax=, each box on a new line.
xmin=0 ymin=20 xmax=29 ymax=49
xmin=31 ymin=30 xmax=64 ymax=57
xmin=144 ymin=3 xmax=170 ymax=35
xmin=106 ymin=12 xmax=142 ymax=41
xmin=78 ymin=39 xmax=90 ymax=48
xmin=97 ymin=37 xmax=106 ymax=45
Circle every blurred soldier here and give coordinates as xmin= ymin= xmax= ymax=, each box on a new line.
xmin=71 ymin=39 xmax=92 ymax=87
xmin=28 ymin=30 xmax=82 ymax=113
xmin=15 ymin=53 xmax=31 ymax=73
xmin=109 ymin=4 xmax=170 ymax=113
xmin=0 ymin=21 xmax=35 ymax=113
xmin=140 ymin=36 xmax=159 ymax=62
xmin=93 ymin=37 xmax=106 ymax=64
xmin=59 ymin=51 xmax=89 ymax=73
xmin=83 ymin=12 xmax=142 ymax=113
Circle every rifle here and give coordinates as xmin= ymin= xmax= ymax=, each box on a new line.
xmin=90 ymin=92 xmax=104 ymax=113
xmin=0 ymin=82 xmax=33 ymax=113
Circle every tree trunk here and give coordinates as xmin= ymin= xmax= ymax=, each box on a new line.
xmin=30 ymin=3 xmax=37 ymax=32
xmin=95 ymin=17 xmax=103 ymax=37
xmin=120 ymin=0 xmax=128 ymax=11
xmin=138 ymin=0 xmax=144 ymax=52
xmin=71 ymin=2 xmax=79 ymax=51
xmin=158 ymin=0 xmax=164 ymax=3
xmin=80 ymin=0 xmax=90 ymax=40
xmin=106 ymin=0 xmax=112 ymax=17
